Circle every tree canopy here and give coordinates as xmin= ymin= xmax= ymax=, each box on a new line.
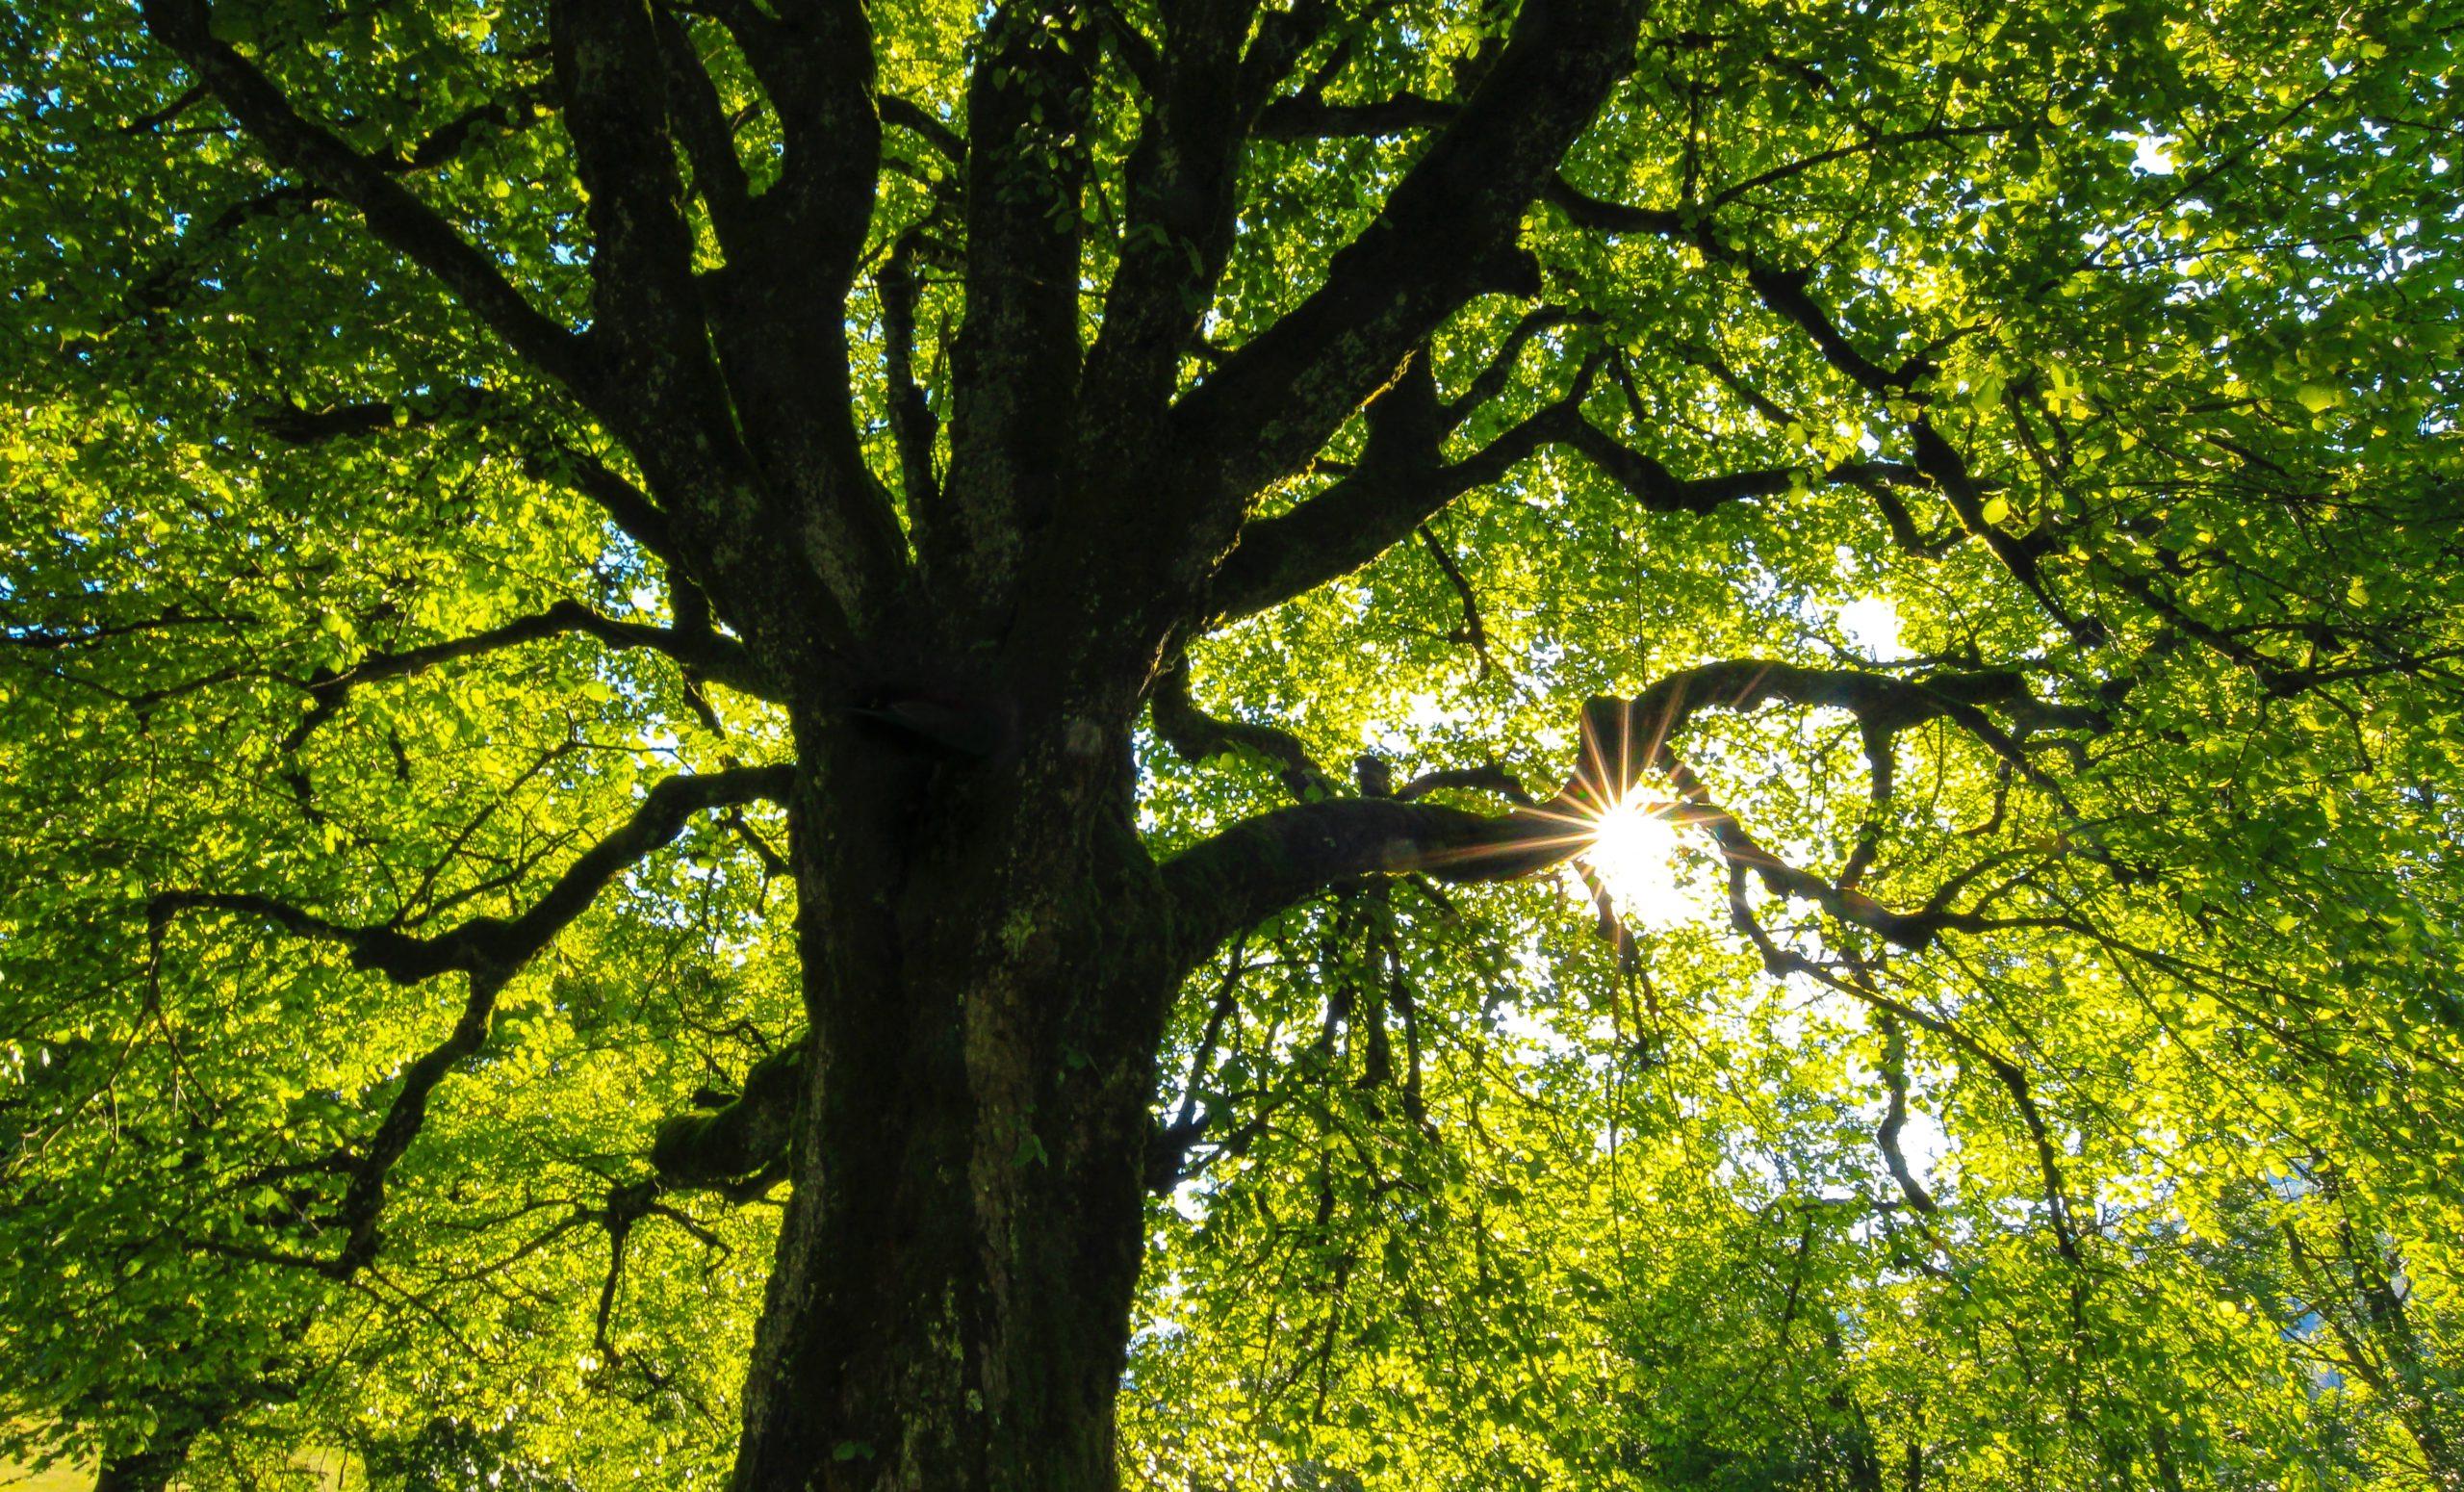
xmin=2 ymin=0 xmax=2461 ymax=1486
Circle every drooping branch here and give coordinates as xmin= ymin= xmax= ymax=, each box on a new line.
xmin=151 ymin=765 xmax=793 ymax=988
xmin=550 ymin=450 xmax=687 ymax=573
xmin=137 ymin=0 xmax=589 ymax=389
xmin=1418 ymin=525 xmax=1495 ymax=677
xmin=1747 ymin=934 xmax=2082 ymax=1266
xmin=247 ymin=394 xmax=694 ymax=596
xmin=1838 ymin=719 xmax=1896 ymax=891
xmin=149 ymin=764 xmax=793 ymax=1270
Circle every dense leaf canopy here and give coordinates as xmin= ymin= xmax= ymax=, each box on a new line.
xmin=2 ymin=0 xmax=2461 ymax=1485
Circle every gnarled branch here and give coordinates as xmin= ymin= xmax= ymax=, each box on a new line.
xmin=652 ymin=1041 xmax=806 ymax=1196
xmin=1163 ymin=656 xmax=2101 ymax=958
xmin=1151 ymin=660 xmax=1342 ymax=801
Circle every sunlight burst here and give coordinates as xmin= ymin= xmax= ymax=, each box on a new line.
xmin=1585 ymin=795 xmax=1691 ymax=929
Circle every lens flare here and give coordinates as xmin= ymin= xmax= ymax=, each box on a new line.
xmin=1585 ymin=795 xmax=1689 ymax=928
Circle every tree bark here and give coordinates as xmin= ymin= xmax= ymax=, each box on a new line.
xmin=729 ymin=702 xmax=1180 ymax=1492
xmin=92 ymin=1420 xmax=208 ymax=1492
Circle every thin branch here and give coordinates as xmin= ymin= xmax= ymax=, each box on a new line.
xmin=879 ymin=227 xmax=944 ymax=512
xmin=1253 ymin=91 xmax=1458 ymax=139
xmin=1873 ymin=1010 xmax=1938 ymax=1215
xmin=878 ymin=92 xmax=964 ymax=164
xmin=1151 ymin=660 xmax=1343 ymax=802
xmin=1417 ymin=525 xmax=1495 ymax=678
xmin=280 ymin=598 xmax=774 ymax=772
xmin=151 ymin=765 xmax=793 ymax=989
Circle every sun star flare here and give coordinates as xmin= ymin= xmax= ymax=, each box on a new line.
xmin=1584 ymin=794 xmax=1692 ymax=929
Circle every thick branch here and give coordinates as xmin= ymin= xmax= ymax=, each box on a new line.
xmin=1166 ymin=0 xmax=1645 ymax=555
xmin=1164 ymin=656 xmax=2098 ymax=956
xmin=1203 ymin=377 xmax=1574 ymax=626
xmin=693 ymin=2 xmax=907 ymax=629
xmin=1073 ymin=0 xmax=1271 ymax=511
xmin=549 ymin=0 xmax=715 ymax=409
xmin=652 ymin=1040 xmax=805 ymax=1194
xmin=1163 ymin=794 xmax=1579 ymax=959
xmin=138 ymin=0 xmax=588 ymax=387
xmin=654 ymin=10 xmax=754 ymax=246
xmin=924 ymin=1 xmax=1096 ymax=627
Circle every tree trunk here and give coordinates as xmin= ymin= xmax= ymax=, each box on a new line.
xmin=729 ymin=702 xmax=1180 ymax=1492
xmin=93 ymin=1453 xmax=184 ymax=1492
xmin=92 ymin=1424 xmax=205 ymax=1492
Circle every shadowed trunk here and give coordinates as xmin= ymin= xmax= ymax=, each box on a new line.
xmin=729 ymin=699 xmax=1180 ymax=1492
xmin=94 ymin=1452 xmax=189 ymax=1492
xmin=92 ymin=1418 xmax=212 ymax=1492
xmin=85 ymin=1387 xmax=233 ymax=1492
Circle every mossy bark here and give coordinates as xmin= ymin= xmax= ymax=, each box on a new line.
xmin=728 ymin=705 xmax=1178 ymax=1492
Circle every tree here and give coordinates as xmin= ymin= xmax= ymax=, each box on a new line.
xmin=2 ymin=0 xmax=2460 ymax=1485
